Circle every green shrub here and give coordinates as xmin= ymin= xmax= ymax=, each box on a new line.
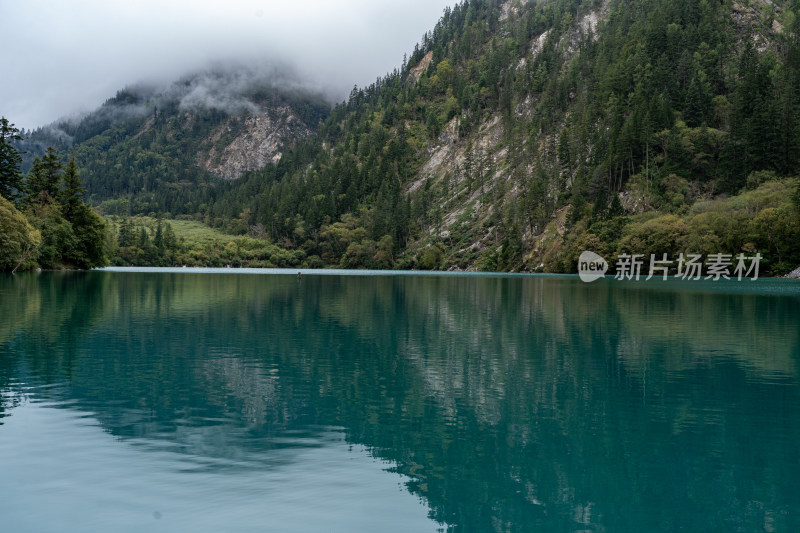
xmin=0 ymin=195 xmax=41 ymax=272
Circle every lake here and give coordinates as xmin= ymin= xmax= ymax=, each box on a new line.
xmin=1 ymin=269 xmax=799 ymax=532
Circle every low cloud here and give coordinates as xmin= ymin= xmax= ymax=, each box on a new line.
xmin=42 ymin=64 xmax=327 ymax=137
xmin=170 ymin=63 xmax=317 ymax=115
xmin=1 ymin=0 xmax=458 ymax=130
xmin=177 ymin=74 xmax=263 ymax=115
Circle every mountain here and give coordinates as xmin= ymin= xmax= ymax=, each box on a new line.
xmin=202 ymin=0 xmax=800 ymax=273
xmin=18 ymin=68 xmax=331 ymax=214
xmin=13 ymin=0 xmax=800 ymax=274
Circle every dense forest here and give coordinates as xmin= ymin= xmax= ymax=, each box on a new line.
xmin=4 ymin=0 xmax=800 ymax=273
xmin=1 ymin=119 xmax=106 ymax=271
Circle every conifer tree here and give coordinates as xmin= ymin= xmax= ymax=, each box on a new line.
xmin=27 ymin=147 xmax=63 ymax=202
xmin=60 ymin=157 xmax=86 ymax=220
xmin=794 ymin=181 xmax=800 ymax=214
xmin=138 ymin=227 xmax=149 ymax=249
xmin=0 ymin=118 xmax=24 ymax=201
xmin=154 ymin=219 xmax=165 ymax=253
xmin=118 ymin=219 xmax=133 ymax=248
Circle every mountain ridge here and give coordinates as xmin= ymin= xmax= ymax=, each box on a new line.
xmin=7 ymin=0 xmax=800 ymax=274
xmin=16 ymin=69 xmax=331 ymax=209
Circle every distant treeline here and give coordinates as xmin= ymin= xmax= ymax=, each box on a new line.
xmin=5 ymin=0 xmax=800 ymax=274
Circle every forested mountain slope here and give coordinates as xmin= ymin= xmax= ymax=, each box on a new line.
xmin=17 ymin=69 xmax=330 ymax=214
xmin=202 ymin=0 xmax=800 ymax=273
xmin=15 ymin=0 xmax=800 ymax=273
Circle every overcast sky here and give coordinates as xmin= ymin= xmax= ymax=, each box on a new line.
xmin=2 ymin=0 xmax=459 ymax=130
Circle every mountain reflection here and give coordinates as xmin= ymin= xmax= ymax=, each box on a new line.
xmin=1 ymin=271 xmax=799 ymax=532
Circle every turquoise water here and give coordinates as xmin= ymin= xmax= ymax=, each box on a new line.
xmin=1 ymin=270 xmax=799 ymax=532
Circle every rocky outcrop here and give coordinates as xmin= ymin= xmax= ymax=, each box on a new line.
xmin=407 ymin=51 xmax=434 ymax=87
xmin=731 ymin=0 xmax=784 ymax=53
xmin=200 ymin=106 xmax=311 ymax=180
xmin=785 ymin=266 xmax=800 ymax=279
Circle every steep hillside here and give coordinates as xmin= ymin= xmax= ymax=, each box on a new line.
xmin=13 ymin=0 xmax=800 ymax=274
xmin=205 ymin=0 xmax=800 ymax=274
xmin=17 ymin=69 xmax=330 ymax=214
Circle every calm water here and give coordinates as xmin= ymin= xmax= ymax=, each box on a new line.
xmin=1 ymin=270 xmax=799 ymax=532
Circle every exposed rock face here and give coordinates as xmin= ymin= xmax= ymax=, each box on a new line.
xmin=530 ymin=29 xmax=551 ymax=59
xmin=201 ymin=105 xmax=312 ymax=180
xmin=732 ymin=0 xmax=784 ymax=52
xmin=407 ymin=51 xmax=434 ymax=86
xmin=399 ymin=0 xmax=619 ymax=270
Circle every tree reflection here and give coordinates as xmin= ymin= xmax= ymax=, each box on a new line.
xmin=1 ymin=272 xmax=798 ymax=531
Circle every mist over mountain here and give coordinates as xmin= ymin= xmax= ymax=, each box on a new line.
xmin=16 ymin=64 xmax=332 ymax=183
xmin=3 ymin=0 xmax=800 ymax=275
xmin=25 ymin=64 xmax=325 ymax=134
xmin=1 ymin=0 xmax=460 ymax=130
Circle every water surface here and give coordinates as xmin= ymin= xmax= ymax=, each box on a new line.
xmin=1 ymin=270 xmax=799 ymax=531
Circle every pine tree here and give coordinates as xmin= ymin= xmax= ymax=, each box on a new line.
xmin=68 ymin=202 xmax=107 ymax=269
xmin=793 ymin=180 xmax=800 ymax=214
xmin=27 ymin=147 xmax=63 ymax=202
xmin=59 ymin=157 xmax=86 ymax=221
xmin=607 ymin=192 xmax=625 ymax=218
xmin=118 ymin=219 xmax=131 ymax=248
xmin=754 ymin=54 xmax=782 ymax=170
xmin=163 ymin=222 xmax=177 ymax=250
xmin=154 ymin=219 xmax=165 ymax=253
xmin=138 ymin=227 xmax=149 ymax=249
xmin=684 ymin=68 xmax=711 ymax=127
xmin=558 ymin=127 xmax=571 ymax=185
xmin=0 ymin=118 xmax=24 ymax=201
xmin=464 ymin=149 xmax=475 ymax=191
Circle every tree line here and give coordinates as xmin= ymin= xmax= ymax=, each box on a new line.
xmin=1 ymin=118 xmax=106 ymax=271
xmin=6 ymin=0 xmax=800 ymax=273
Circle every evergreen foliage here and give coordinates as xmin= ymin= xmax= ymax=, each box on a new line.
xmin=0 ymin=118 xmax=24 ymax=201
xmin=9 ymin=0 xmax=800 ymax=273
xmin=0 ymin=132 xmax=106 ymax=271
xmin=0 ymin=194 xmax=41 ymax=272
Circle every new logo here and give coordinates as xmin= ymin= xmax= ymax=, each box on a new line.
xmin=578 ymin=251 xmax=608 ymax=283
